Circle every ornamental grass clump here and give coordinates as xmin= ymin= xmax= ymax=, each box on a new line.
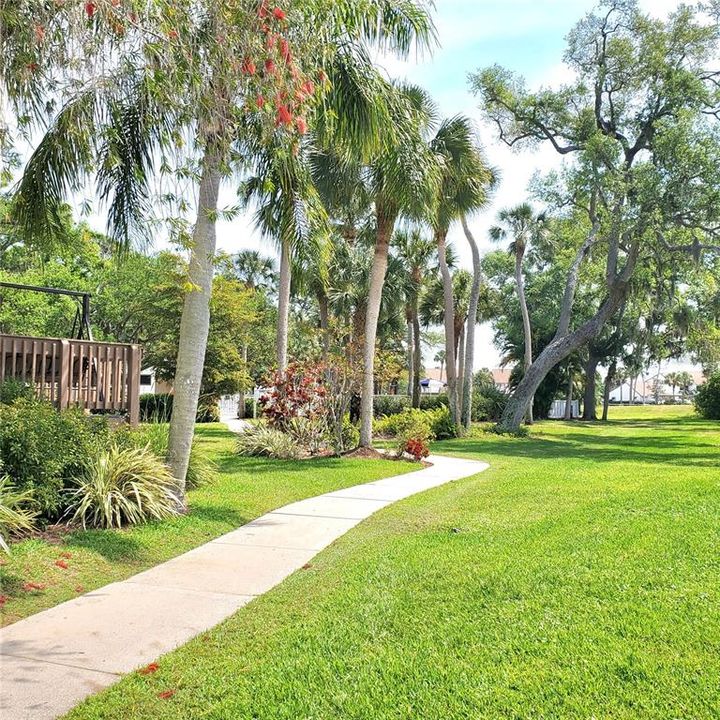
xmin=67 ymin=446 xmax=180 ymax=529
xmin=0 ymin=476 xmax=38 ymax=553
xmin=235 ymin=424 xmax=301 ymax=460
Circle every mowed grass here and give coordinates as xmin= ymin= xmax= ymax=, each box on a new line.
xmin=0 ymin=424 xmax=414 ymax=626
xmin=63 ymin=405 xmax=720 ymax=720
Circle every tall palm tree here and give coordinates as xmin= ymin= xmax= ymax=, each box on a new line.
xmin=428 ymin=116 xmax=493 ymax=429
xmin=13 ymin=0 xmax=437 ymax=499
xmin=489 ymin=203 xmax=546 ymax=424
xmin=392 ymin=228 xmax=437 ymax=407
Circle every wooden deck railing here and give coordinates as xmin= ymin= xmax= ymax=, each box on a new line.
xmin=0 ymin=334 xmax=142 ymax=425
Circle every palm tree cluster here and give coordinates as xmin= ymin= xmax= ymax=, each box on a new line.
xmin=3 ymin=0 xmax=499 ymax=500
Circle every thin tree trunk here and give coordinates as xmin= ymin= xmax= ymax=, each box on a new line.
xmin=238 ymin=343 xmax=248 ymax=419
xmin=457 ymin=323 xmax=466 ymax=417
xmin=412 ymin=306 xmax=422 ymax=409
xmin=602 ymin=359 xmax=617 ymax=421
xmin=436 ymin=228 xmax=459 ymax=427
xmin=582 ymin=349 xmax=600 ymax=420
xmin=318 ymin=293 xmax=330 ymax=363
xmin=515 ymin=248 xmax=534 ymax=424
xmin=461 ymin=215 xmax=481 ymax=429
xmin=406 ymin=317 xmax=414 ymax=398
xmin=167 ymin=150 xmax=221 ymax=496
xmin=276 ymin=238 xmax=291 ymax=372
xmin=360 ymin=213 xmax=394 ymax=447
xmin=439 ymin=358 xmax=444 ymax=383
xmin=564 ymin=370 xmax=574 ymax=420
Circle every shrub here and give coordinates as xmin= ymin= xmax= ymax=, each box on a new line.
xmin=139 ymin=394 xmax=220 ymax=423
xmin=284 ymin=416 xmax=329 ymax=456
xmin=117 ymin=424 xmax=217 ymax=489
xmin=0 ymin=378 xmax=34 ymax=405
xmin=374 ymin=407 xmax=455 ymax=440
xmin=373 ymin=395 xmax=410 ymax=418
xmin=396 ymin=413 xmax=434 ymax=460
xmin=338 ymin=416 xmax=360 ymax=454
xmin=66 ymin=445 xmax=180 ymax=529
xmin=695 ymin=373 xmax=720 ymax=420
xmin=0 ymin=399 xmax=110 ymax=518
xmin=0 ymin=476 xmax=38 ymax=553
xmin=472 ymin=386 xmax=509 ymax=422
xmin=260 ymin=362 xmax=327 ymax=431
xmin=235 ymin=423 xmax=300 ymax=460
xmin=418 ymin=394 xmax=449 ymax=411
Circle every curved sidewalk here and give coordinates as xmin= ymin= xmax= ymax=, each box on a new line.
xmin=0 ymin=453 xmax=488 ymax=720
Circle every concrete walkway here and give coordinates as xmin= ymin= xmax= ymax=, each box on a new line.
xmin=0 ymin=453 xmax=488 ymax=720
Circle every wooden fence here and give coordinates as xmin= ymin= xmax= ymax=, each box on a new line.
xmin=0 ymin=334 xmax=142 ymax=425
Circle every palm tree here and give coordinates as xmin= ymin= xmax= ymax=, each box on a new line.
xmin=229 ymin=250 xmax=276 ymax=292
xmin=393 ymin=228 xmax=437 ymax=407
xmin=13 ymin=1 xmax=437 ymax=500
xmin=428 ymin=116 xmax=493 ymax=429
xmin=434 ymin=349 xmax=446 ymax=383
xmin=489 ymin=203 xmax=547 ymax=424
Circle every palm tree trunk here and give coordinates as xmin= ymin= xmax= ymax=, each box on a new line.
xmin=412 ymin=307 xmax=422 ymax=409
xmin=457 ymin=322 xmax=465 ymax=417
xmin=238 ymin=343 xmax=248 ymax=419
xmin=167 ymin=149 xmax=221 ymax=498
xmin=318 ymin=293 xmax=330 ymax=363
xmin=461 ymin=215 xmax=481 ymax=428
xmin=360 ymin=212 xmax=394 ymax=447
xmin=515 ymin=249 xmax=534 ymax=424
xmin=406 ymin=317 xmax=414 ymax=398
xmin=436 ymin=228 xmax=459 ymax=427
xmin=276 ymin=237 xmax=291 ymax=372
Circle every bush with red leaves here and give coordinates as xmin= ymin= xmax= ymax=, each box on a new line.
xmin=404 ymin=437 xmax=430 ymax=461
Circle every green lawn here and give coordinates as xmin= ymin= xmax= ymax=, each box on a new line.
xmin=0 ymin=424 xmax=414 ymax=626
xmin=62 ymin=405 xmax=720 ymax=719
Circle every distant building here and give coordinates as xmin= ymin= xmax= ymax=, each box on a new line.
xmin=490 ymin=368 xmax=512 ymax=392
xmin=139 ymin=367 xmax=173 ymax=395
xmin=420 ymin=367 xmax=446 ymax=394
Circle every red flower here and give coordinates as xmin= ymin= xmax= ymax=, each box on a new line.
xmin=296 ymin=117 xmax=308 ymax=135
xmin=273 ymin=7 xmax=286 ymax=20
xmin=264 ymin=58 xmax=276 ymax=74
xmin=276 ymin=105 xmax=293 ymax=126
xmin=266 ymin=33 xmax=277 ymax=50
xmin=27 ymin=62 xmax=40 ymax=72
xmin=55 ymin=559 xmax=68 ymax=569
xmin=138 ymin=662 xmax=159 ymax=675
xmin=256 ymin=94 xmax=266 ymax=109
xmin=258 ymin=1 xmax=269 ymax=18
xmin=85 ymin=1 xmax=96 ymax=18
xmin=168 ymin=29 xmax=179 ymax=40
xmin=34 ymin=24 xmax=45 ymax=42
xmin=157 ymin=689 xmax=176 ymax=700
xmin=279 ymin=38 xmax=291 ymax=62
xmin=242 ymin=58 xmax=256 ymax=75
xmin=318 ymin=70 xmax=327 ymax=83
xmin=0 ymin=595 xmax=7 ymax=606
xmin=302 ymin=80 xmax=315 ymax=95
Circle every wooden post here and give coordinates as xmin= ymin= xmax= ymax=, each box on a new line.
xmin=58 ymin=339 xmax=71 ymax=411
xmin=127 ymin=344 xmax=142 ymax=426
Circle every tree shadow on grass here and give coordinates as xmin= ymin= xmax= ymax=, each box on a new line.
xmin=188 ymin=502 xmax=251 ymax=528
xmin=65 ymin=530 xmax=143 ymax=562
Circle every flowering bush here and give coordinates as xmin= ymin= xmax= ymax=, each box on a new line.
xmin=259 ymin=362 xmax=327 ymax=431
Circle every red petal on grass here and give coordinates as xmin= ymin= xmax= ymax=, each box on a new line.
xmin=138 ymin=662 xmax=159 ymax=675
xmin=55 ymin=559 xmax=68 ymax=569
xmin=157 ymin=689 xmax=176 ymax=700
xmin=75 ymin=585 xmax=85 ymax=594
xmin=0 ymin=595 xmax=8 ymax=606
xmin=301 ymin=562 xmax=312 ymax=570
xmin=22 ymin=582 xmax=46 ymax=592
